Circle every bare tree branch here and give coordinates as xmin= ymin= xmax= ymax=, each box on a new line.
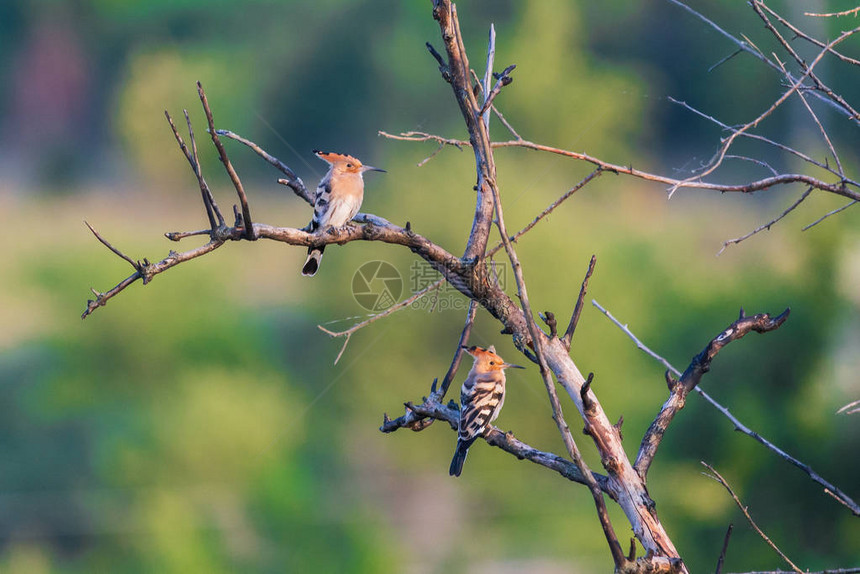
xmin=805 ymin=7 xmax=860 ymax=18
xmin=562 ymin=254 xmax=596 ymax=349
xmin=593 ymin=300 xmax=860 ymax=516
xmin=164 ymin=110 xmax=223 ymax=229
xmin=82 ymin=238 xmax=226 ymax=319
xmin=728 ymin=570 xmax=860 ymax=574
xmin=837 ymin=399 xmax=860 ymax=415
xmin=380 ymin=131 xmax=860 ymax=201
xmin=380 ymin=393 xmax=611 ymax=491
xmin=803 ymin=200 xmax=858 ymax=231
xmin=634 ymin=308 xmax=791 ymax=479
xmin=480 ymin=23 xmax=496 ymax=131
xmin=197 ymin=82 xmax=255 ymax=239
xmin=478 ymin=64 xmax=516 ymax=117
xmin=666 ymin=0 xmax=860 ymax=121
xmin=437 ymin=300 xmax=478 ymax=398
xmin=485 ymin=114 xmax=628 ymax=569
xmin=318 ymin=278 xmax=446 ymax=365
xmin=667 ymin=98 xmax=851 ymax=182
xmin=715 ymin=524 xmax=733 ymax=574
xmin=755 ymin=4 xmax=852 ymax=174
xmin=717 ymin=187 xmax=813 ymax=255
xmin=82 ymin=3 xmax=859 ymax=571
xmin=430 ymin=0 xmax=497 ymax=262
xmin=215 ymin=128 xmax=312 ymax=204
xmin=668 ymin=30 xmax=859 ymax=196
xmin=486 ymin=169 xmax=603 ymax=258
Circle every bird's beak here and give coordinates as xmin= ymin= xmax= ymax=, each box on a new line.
xmin=362 ymin=165 xmax=386 ymax=173
xmin=504 ymin=363 xmax=526 ymax=370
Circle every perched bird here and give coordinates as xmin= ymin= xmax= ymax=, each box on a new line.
xmin=450 ymin=345 xmax=524 ymax=477
xmin=302 ymin=150 xmax=385 ymax=276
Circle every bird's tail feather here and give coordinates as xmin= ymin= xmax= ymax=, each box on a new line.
xmin=449 ymin=439 xmax=474 ymax=477
xmin=302 ymin=245 xmax=325 ymax=276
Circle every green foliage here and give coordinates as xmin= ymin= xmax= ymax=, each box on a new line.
xmin=0 ymin=0 xmax=858 ymax=572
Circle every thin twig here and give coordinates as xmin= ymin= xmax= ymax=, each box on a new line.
xmin=197 ymin=82 xmax=255 ymax=239
xmin=492 ymin=105 xmax=522 ymax=140
xmin=666 ymin=0 xmax=857 ymax=120
xmin=722 ymin=154 xmax=779 ymax=177
xmin=164 ymin=110 xmax=223 ymax=228
xmin=379 ymin=130 xmax=464 ymax=148
xmin=760 ymin=3 xmax=860 ymax=67
xmin=485 ymin=109 xmax=626 ymax=568
xmin=702 ymin=462 xmax=803 ymax=574
xmin=84 ymin=221 xmax=139 ymax=270
xmin=184 ymin=110 xmax=220 ymax=229
xmin=837 ymin=399 xmax=860 ymax=415
xmin=562 ymin=255 xmax=597 ymax=349
xmin=805 ymin=7 xmax=860 ymax=18
xmin=717 ymin=187 xmax=813 ymax=256
xmin=215 ymin=128 xmax=312 ymax=205
xmin=715 ymin=524 xmax=733 ymax=574
xmin=668 ymin=31 xmax=858 ymax=197
xmin=487 ymin=169 xmax=603 ymax=257
xmin=591 ymin=300 xmax=677 ymax=373
xmin=416 ymin=143 xmax=447 ymax=167
xmin=438 ymin=300 xmax=478 ymax=398
xmin=479 ymin=64 xmax=516 ymax=117
xmin=482 ymin=23 xmax=496 ymax=131
xmin=318 ymin=278 xmax=447 ymax=364
xmin=165 ymin=229 xmax=211 ymax=241
xmin=379 ymin=131 xmax=860 ymax=202
xmin=709 ymin=49 xmax=743 ymax=73
xmin=802 ymin=200 xmax=857 ymax=231
xmin=82 ymin=239 xmax=225 ymax=319
xmin=668 ymin=98 xmax=848 ymax=181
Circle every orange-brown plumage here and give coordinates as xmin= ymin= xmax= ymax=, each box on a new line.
xmin=449 ymin=345 xmax=524 ymax=477
xmin=301 ymin=150 xmax=385 ymax=276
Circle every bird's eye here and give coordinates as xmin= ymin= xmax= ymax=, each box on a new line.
xmin=347 ymin=163 xmax=354 ymax=168
xmin=489 ymin=361 xmax=495 ymax=365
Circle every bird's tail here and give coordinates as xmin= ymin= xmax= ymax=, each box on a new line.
xmin=449 ymin=438 xmax=474 ymax=477
xmin=302 ymin=245 xmax=325 ymax=276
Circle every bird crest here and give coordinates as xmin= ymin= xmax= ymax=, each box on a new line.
xmin=313 ymin=150 xmax=363 ymax=170
xmin=462 ymin=345 xmax=523 ymax=371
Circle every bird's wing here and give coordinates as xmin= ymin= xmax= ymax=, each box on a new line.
xmin=459 ymin=371 xmax=505 ymax=442
xmin=311 ymin=174 xmax=333 ymax=230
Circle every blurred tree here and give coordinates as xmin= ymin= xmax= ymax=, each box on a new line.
xmin=0 ymin=1 xmax=858 ymax=573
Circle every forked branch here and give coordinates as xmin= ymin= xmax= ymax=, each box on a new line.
xmin=593 ymin=300 xmax=860 ymax=516
xmin=197 ymin=82 xmax=255 ymax=239
xmin=380 ymin=392 xmax=610 ymax=490
xmin=634 ymin=308 xmax=791 ymax=479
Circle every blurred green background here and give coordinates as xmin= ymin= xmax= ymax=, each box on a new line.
xmin=0 ymin=1 xmax=858 ymax=572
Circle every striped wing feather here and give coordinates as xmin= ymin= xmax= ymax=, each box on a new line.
xmin=458 ymin=371 xmax=506 ymax=442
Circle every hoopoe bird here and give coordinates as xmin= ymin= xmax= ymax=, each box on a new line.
xmin=302 ymin=150 xmax=385 ymax=276
xmin=449 ymin=345 xmax=524 ymax=477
